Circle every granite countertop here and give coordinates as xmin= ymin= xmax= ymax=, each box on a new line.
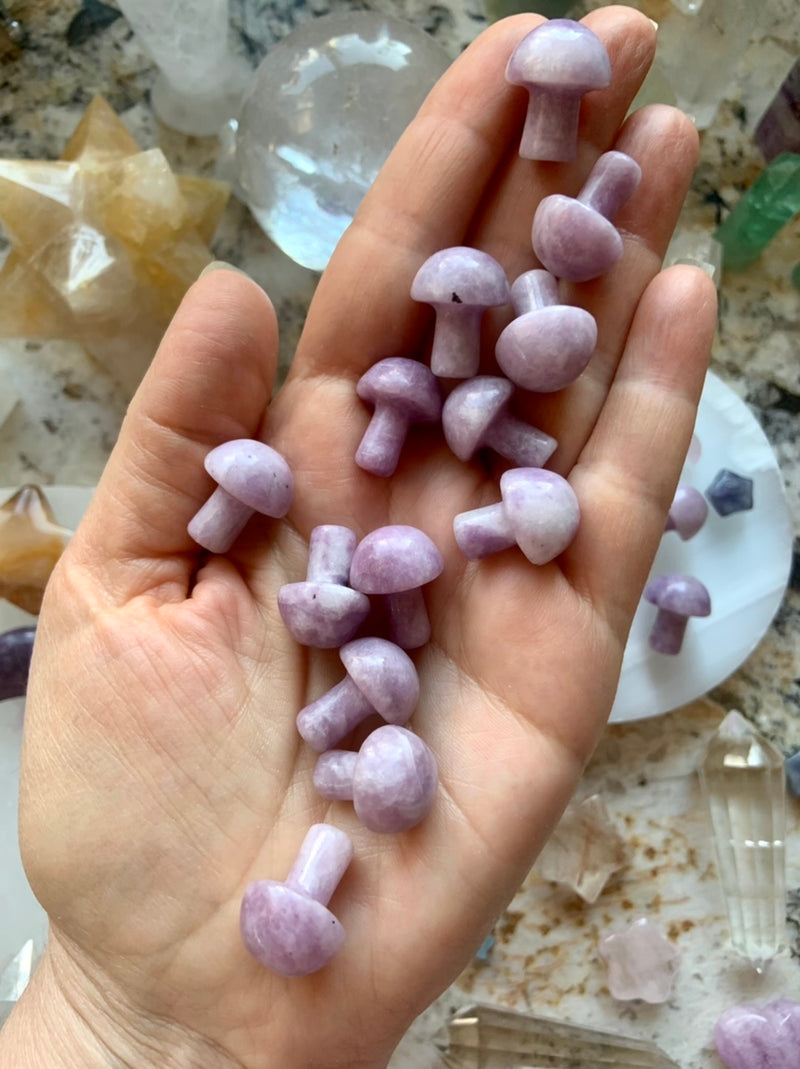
xmin=0 ymin=1 xmax=799 ymax=1065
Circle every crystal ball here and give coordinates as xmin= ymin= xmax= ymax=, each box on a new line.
xmin=233 ymin=12 xmax=451 ymax=271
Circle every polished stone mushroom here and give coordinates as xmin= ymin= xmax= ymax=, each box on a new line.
xmin=313 ymin=725 xmax=438 ymax=833
xmin=278 ymin=525 xmax=370 ymax=648
xmin=296 ymin=636 xmax=419 ymax=753
xmin=665 ymin=485 xmax=708 ymax=541
xmin=495 ymin=269 xmax=597 ymax=391
xmin=643 ymin=574 xmax=711 ymax=654
xmin=355 ymin=357 xmax=442 ymax=477
xmin=240 ymin=823 xmax=353 ymax=977
xmin=442 ymin=376 xmax=556 ymax=467
xmin=411 ymin=247 xmax=510 ymax=378
xmin=454 ymin=468 xmax=580 ymax=564
xmin=350 ymin=525 xmax=444 ymax=648
xmin=187 ymin=438 xmax=293 ymax=553
xmin=532 ymin=151 xmax=641 ymax=282
xmin=505 ymin=19 xmax=611 ymax=162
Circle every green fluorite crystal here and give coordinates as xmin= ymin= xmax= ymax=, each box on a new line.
xmin=714 ymin=153 xmax=800 ymax=271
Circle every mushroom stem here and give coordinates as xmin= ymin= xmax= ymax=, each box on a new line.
xmin=430 ymin=304 xmax=484 ymax=378
xmin=453 ymin=504 xmax=515 ymax=560
xmin=385 ymin=588 xmax=432 ymax=649
xmin=313 ymin=751 xmax=358 ymax=801
xmin=284 ymin=824 xmax=353 ymax=907
xmin=520 ymin=86 xmax=581 ymax=162
xmin=484 ymin=416 xmax=557 ymax=468
xmin=511 ymin=268 xmax=560 ymax=315
xmin=187 ymin=486 xmax=253 ymax=553
xmin=307 ymin=525 xmax=357 ymax=585
xmin=649 ymin=609 xmax=690 ymax=656
xmin=579 ymin=151 xmax=641 ymax=219
xmin=296 ymin=676 xmax=374 ymax=753
xmin=355 ymin=405 xmax=411 ymax=477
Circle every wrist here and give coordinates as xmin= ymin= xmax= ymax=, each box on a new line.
xmin=0 ymin=935 xmax=239 ymax=1069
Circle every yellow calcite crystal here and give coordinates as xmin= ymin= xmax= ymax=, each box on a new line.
xmin=0 ymin=97 xmax=230 ymax=396
xmin=0 ymin=486 xmax=73 ymax=615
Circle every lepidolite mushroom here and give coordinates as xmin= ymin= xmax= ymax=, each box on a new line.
xmin=644 ymin=574 xmax=711 ymax=655
xmin=411 ymin=247 xmax=510 ymax=378
xmin=350 ymin=525 xmax=444 ymax=649
xmin=442 ymin=376 xmax=557 ymax=467
xmin=454 ymin=468 xmax=580 ymax=565
xmin=665 ymin=486 xmax=708 ymax=541
xmin=278 ymin=525 xmax=370 ymax=648
xmin=531 ymin=151 xmax=641 ymax=282
xmin=355 ymin=357 xmax=442 ymax=477
xmin=187 ymin=439 xmax=293 ymax=553
xmin=296 ymin=637 xmax=419 ymax=753
xmin=505 ymin=19 xmax=611 ymax=162
xmin=495 ymin=270 xmax=597 ymax=391
xmin=313 ymin=725 xmax=438 ymax=834
xmin=240 ymin=823 xmax=352 ymax=977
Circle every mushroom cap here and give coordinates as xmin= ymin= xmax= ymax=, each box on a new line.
xmin=665 ymin=485 xmax=709 ymax=540
xmin=505 ymin=20 xmax=611 ymax=94
xmin=356 ymin=357 xmax=442 ymax=422
xmin=644 ymin=574 xmax=711 ymax=617
xmin=532 ymin=195 xmax=622 ymax=282
xmin=240 ymin=880 xmax=345 ymax=977
xmin=410 ymin=246 xmax=510 ymax=309
xmin=205 ymin=439 xmax=293 ymax=517
xmin=350 ymin=525 xmax=444 ymax=594
xmin=500 ymin=468 xmax=580 ymax=565
xmin=442 ymin=376 xmax=514 ymax=460
xmin=352 ymin=725 xmax=439 ymax=834
xmin=495 ymin=305 xmax=597 ymax=392
xmin=277 ymin=583 xmax=370 ymax=648
xmin=339 ymin=636 xmax=419 ymax=722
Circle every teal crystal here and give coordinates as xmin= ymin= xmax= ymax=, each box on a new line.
xmin=700 ymin=711 xmax=787 ymax=972
xmin=435 ymin=1003 xmax=681 ymax=1068
xmin=714 ymin=153 xmax=800 ymax=271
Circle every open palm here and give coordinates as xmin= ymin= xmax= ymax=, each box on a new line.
xmin=12 ymin=8 xmax=717 ymax=1069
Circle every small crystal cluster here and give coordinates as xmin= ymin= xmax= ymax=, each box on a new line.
xmin=187 ymin=21 xmax=644 ymax=978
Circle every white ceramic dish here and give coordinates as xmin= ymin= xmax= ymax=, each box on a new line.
xmin=610 ymin=371 xmax=793 ymax=722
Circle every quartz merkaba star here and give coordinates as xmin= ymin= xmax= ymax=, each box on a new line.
xmin=0 ymin=96 xmax=230 ymax=396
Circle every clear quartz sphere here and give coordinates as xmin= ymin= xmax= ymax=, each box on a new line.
xmin=233 ymin=12 xmax=451 ymax=271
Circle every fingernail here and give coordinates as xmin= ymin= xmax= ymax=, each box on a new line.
xmin=199 ymin=260 xmax=249 ymax=279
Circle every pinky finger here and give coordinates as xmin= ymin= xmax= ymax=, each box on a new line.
xmin=562 ymin=264 xmax=718 ymax=641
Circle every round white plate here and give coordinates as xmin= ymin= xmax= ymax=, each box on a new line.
xmin=609 ymin=371 xmax=793 ymax=723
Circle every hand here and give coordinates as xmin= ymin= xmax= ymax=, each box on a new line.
xmin=4 ymin=8 xmax=716 ymax=1069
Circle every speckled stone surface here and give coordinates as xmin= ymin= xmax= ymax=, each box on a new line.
xmin=0 ymin=2 xmax=798 ymax=1066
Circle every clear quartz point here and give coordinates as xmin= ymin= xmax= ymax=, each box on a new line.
xmin=534 ymin=794 xmax=628 ymax=903
xmin=700 ymin=710 xmax=787 ymax=972
xmin=434 ymin=1003 xmax=681 ymax=1068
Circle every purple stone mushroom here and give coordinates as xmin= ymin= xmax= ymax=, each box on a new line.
xmin=313 ymin=724 xmax=438 ymax=833
xmin=0 ymin=625 xmax=36 ymax=702
xmin=442 ymin=376 xmax=557 ymax=467
xmin=240 ymin=823 xmax=353 ymax=977
xmin=410 ymin=247 xmax=510 ymax=378
xmin=643 ymin=574 xmax=711 ymax=655
xmin=454 ymin=468 xmax=580 ymax=565
xmin=494 ymin=269 xmax=598 ymax=392
xmin=278 ymin=525 xmax=370 ymax=649
xmin=531 ymin=151 xmax=642 ymax=282
xmin=296 ymin=636 xmax=419 ymax=753
xmin=505 ymin=19 xmax=611 ymax=162
xmin=714 ymin=998 xmax=800 ymax=1069
xmin=187 ymin=438 xmax=293 ymax=554
xmin=665 ymin=485 xmax=709 ymax=541
xmin=350 ymin=525 xmax=444 ymax=649
xmin=355 ymin=357 xmax=442 ymax=477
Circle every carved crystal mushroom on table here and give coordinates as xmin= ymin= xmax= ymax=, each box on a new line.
xmin=643 ymin=574 xmax=711 ymax=654
xmin=665 ymin=485 xmax=708 ymax=540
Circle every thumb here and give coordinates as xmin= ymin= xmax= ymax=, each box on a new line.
xmin=68 ymin=264 xmax=280 ymax=603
